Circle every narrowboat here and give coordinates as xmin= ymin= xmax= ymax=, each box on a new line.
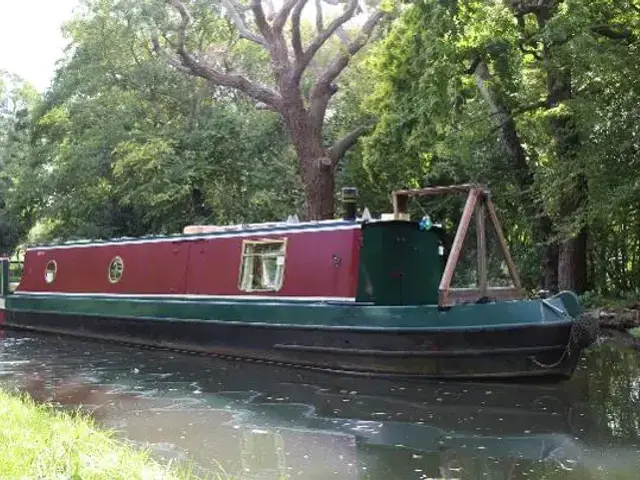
xmin=0 ymin=184 xmax=597 ymax=379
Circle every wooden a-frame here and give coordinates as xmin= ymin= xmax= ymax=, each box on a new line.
xmin=392 ymin=184 xmax=523 ymax=307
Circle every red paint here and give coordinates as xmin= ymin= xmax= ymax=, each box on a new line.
xmin=18 ymin=228 xmax=362 ymax=298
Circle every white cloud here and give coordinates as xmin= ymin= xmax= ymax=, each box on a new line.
xmin=0 ymin=0 xmax=78 ymax=91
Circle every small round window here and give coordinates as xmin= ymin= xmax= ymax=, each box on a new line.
xmin=108 ymin=256 xmax=124 ymax=284
xmin=45 ymin=261 xmax=57 ymax=284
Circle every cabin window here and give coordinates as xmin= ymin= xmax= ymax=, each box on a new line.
xmin=239 ymin=239 xmax=287 ymax=292
xmin=108 ymin=256 xmax=124 ymax=284
xmin=45 ymin=261 xmax=57 ymax=284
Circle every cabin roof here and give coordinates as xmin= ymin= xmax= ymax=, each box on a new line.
xmin=26 ymin=218 xmax=365 ymax=252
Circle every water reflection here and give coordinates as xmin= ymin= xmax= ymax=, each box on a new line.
xmin=1 ymin=329 xmax=639 ymax=479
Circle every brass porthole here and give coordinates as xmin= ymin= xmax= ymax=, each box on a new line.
xmin=44 ymin=260 xmax=57 ymax=284
xmin=108 ymin=256 xmax=124 ymax=284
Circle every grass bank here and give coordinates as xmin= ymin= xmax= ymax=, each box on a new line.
xmin=0 ymin=390 xmax=204 ymax=479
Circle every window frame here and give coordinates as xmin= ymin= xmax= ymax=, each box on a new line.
xmin=44 ymin=260 xmax=57 ymax=284
xmin=108 ymin=256 xmax=124 ymax=284
xmin=238 ymin=238 xmax=288 ymax=293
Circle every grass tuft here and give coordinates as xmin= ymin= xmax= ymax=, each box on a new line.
xmin=0 ymin=389 xmax=220 ymax=479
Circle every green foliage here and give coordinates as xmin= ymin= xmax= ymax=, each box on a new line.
xmin=8 ymin=0 xmax=302 ymax=243
xmin=581 ymin=290 xmax=640 ymax=310
xmin=354 ymin=0 xmax=640 ymax=292
xmin=0 ymin=71 xmax=38 ymax=255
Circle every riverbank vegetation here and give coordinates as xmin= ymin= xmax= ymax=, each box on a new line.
xmin=0 ymin=0 xmax=638 ymax=299
xmin=0 ymin=390 xmax=200 ymax=479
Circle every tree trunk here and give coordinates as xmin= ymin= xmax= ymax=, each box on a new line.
xmin=539 ymin=216 xmax=559 ymax=292
xmin=536 ymin=10 xmax=588 ymax=294
xmin=543 ymin=243 xmax=560 ymax=292
xmin=474 ymin=60 xmax=559 ymax=290
xmin=282 ymin=99 xmax=335 ymax=220
xmin=558 ymin=229 xmax=588 ymax=293
xmin=549 ymin=97 xmax=588 ymax=293
xmin=300 ymin=161 xmax=335 ymax=220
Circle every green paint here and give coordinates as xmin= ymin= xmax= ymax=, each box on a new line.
xmin=6 ymin=292 xmax=575 ymax=330
xmin=356 ymin=221 xmax=445 ymax=305
xmin=1 ymin=259 xmax=9 ymax=297
xmin=554 ymin=290 xmax=582 ymax=317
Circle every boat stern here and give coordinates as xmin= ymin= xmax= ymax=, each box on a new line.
xmin=542 ymin=290 xmax=599 ymax=351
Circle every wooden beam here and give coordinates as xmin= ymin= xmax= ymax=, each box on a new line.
xmin=476 ymin=200 xmax=488 ymax=296
xmin=438 ymin=189 xmax=479 ymax=305
xmin=392 ymin=184 xmax=489 ymax=198
xmin=485 ymin=196 xmax=523 ymax=290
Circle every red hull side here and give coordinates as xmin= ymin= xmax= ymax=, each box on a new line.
xmin=18 ymin=227 xmax=361 ymax=299
xmin=21 ymin=241 xmax=191 ymax=295
xmin=185 ymin=229 xmax=360 ymax=298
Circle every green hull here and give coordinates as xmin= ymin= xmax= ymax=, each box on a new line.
xmin=5 ymin=291 xmax=579 ymax=329
xmin=2 ymin=291 xmax=595 ymax=380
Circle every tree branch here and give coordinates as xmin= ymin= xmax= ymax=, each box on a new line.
xmin=507 ymin=0 xmax=554 ymax=16
xmin=315 ymin=0 xmax=324 ymax=32
xmin=151 ymin=36 xmax=192 ymax=74
xmin=464 ymin=55 xmax=483 ymax=75
xmin=291 ymin=0 xmax=308 ymax=62
xmin=308 ymin=8 xmax=385 ymax=126
xmin=166 ymin=0 xmax=191 ymax=47
xmin=162 ymin=0 xmax=282 ymax=109
xmin=335 ymin=26 xmax=351 ymax=45
xmin=250 ymin=0 xmax=272 ymax=40
xmin=328 ymin=123 xmax=373 ymax=166
xmin=175 ymin=48 xmax=283 ymax=109
xmin=356 ymin=0 xmax=369 ymax=15
xmin=264 ymin=0 xmax=275 ymax=20
xmin=273 ymin=0 xmax=298 ymax=33
xmin=294 ymin=0 xmax=359 ymax=81
xmin=315 ymin=8 xmax=384 ymax=86
xmin=220 ymin=0 xmax=267 ymax=45
xmin=591 ymin=23 xmax=637 ymax=43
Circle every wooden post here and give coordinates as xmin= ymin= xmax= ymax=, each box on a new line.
xmin=438 ymin=189 xmax=479 ymax=305
xmin=486 ymin=196 xmax=522 ymax=290
xmin=392 ymin=192 xmax=410 ymax=220
xmin=476 ymin=198 xmax=488 ymax=296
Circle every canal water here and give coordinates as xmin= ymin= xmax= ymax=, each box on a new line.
xmin=0 ymin=329 xmax=638 ymax=480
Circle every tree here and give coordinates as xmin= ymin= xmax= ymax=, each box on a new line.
xmin=356 ymin=0 xmax=640 ymax=293
xmin=153 ymin=0 xmax=390 ymax=219
xmin=0 ymin=71 xmax=38 ymax=254
xmin=14 ymin=0 xmax=303 ymax=242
